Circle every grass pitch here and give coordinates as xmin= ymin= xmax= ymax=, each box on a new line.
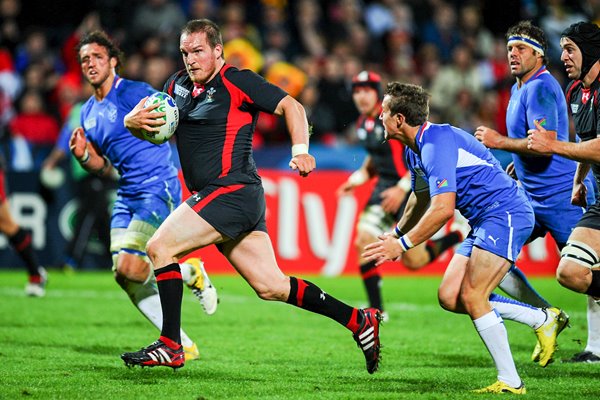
xmin=1 ymin=270 xmax=599 ymax=399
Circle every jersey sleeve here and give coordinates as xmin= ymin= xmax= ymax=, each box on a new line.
xmin=121 ymin=80 xmax=156 ymax=111
xmin=420 ymin=131 xmax=457 ymax=197
xmin=226 ymin=69 xmax=287 ymax=114
xmin=525 ymin=80 xmax=558 ymax=131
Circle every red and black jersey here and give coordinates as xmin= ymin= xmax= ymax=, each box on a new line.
xmin=566 ymin=76 xmax=600 ymax=186
xmin=355 ymin=109 xmax=407 ymax=182
xmin=164 ymin=64 xmax=287 ymax=192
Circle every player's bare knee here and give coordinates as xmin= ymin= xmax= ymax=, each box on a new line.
xmin=438 ymin=285 xmax=459 ymax=311
xmin=557 ymin=262 xmax=591 ymax=293
xmin=559 ymin=240 xmax=599 ymax=292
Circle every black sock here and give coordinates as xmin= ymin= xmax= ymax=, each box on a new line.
xmin=155 ymin=263 xmax=182 ymax=345
xmin=9 ymin=228 xmax=40 ymax=277
xmin=425 ymin=232 xmax=462 ymax=262
xmin=286 ymin=276 xmax=360 ymax=332
xmin=359 ymin=261 xmax=383 ymax=311
xmin=585 ymin=270 xmax=600 ymax=297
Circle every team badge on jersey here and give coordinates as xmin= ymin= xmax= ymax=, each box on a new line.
xmin=206 ymin=87 xmax=216 ymax=103
xmin=106 ymin=101 xmax=118 ymax=123
xmin=571 ymin=104 xmax=579 ymax=114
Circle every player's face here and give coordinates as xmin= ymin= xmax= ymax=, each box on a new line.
xmin=560 ymin=37 xmax=583 ymax=80
xmin=79 ymin=43 xmax=116 ymax=88
xmin=180 ymin=31 xmax=223 ymax=84
xmin=379 ymin=95 xmax=399 ymax=141
xmin=507 ymin=42 xmax=539 ymax=79
xmin=352 ymin=86 xmax=379 ymax=116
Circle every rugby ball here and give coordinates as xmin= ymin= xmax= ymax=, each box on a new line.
xmin=141 ymin=92 xmax=179 ymax=145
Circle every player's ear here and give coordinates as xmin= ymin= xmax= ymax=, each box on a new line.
xmin=396 ymin=113 xmax=404 ymax=128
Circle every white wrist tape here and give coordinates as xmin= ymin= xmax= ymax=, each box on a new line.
xmin=291 ymin=144 xmax=309 ymax=157
xmin=397 ymin=175 xmax=411 ymax=192
xmin=394 ymin=225 xmax=405 ymax=238
xmin=397 ymin=235 xmax=414 ymax=252
xmin=78 ymin=148 xmax=90 ymax=164
xmin=348 ymin=170 xmax=369 ymax=186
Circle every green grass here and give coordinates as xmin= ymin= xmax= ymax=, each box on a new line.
xmin=1 ymin=270 xmax=599 ymax=399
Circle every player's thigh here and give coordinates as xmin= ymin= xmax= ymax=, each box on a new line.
xmin=222 ymin=231 xmax=288 ymax=298
xmin=0 ymin=199 xmax=18 ymax=234
xmin=150 ymin=202 xmax=224 ymax=260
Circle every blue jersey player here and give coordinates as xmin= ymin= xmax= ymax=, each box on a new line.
xmin=68 ymin=31 xmax=218 ymax=361
xmin=475 ymin=21 xmax=581 ymax=364
xmin=364 ymin=82 xmax=565 ymax=394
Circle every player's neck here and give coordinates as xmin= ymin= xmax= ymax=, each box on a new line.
xmin=93 ymin=72 xmax=116 ymax=101
xmin=582 ymin=62 xmax=600 ymax=88
xmin=516 ymin=62 xmax=544 ymax=88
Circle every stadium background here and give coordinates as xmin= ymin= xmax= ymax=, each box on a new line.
xmin=0 ymin=0 xmax=589 ymax=274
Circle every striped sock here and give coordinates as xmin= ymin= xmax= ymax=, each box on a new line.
xmin=155 ymin=263 xmax=183 ymax=344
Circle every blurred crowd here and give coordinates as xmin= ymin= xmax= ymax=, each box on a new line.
xmin=0 ymin=0 xmax=598 ymax=170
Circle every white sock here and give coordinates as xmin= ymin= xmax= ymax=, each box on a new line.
xmin=489 ymin=294 xmax=547 ymax=329
xmin=473 ymin=310 xmax=521 ymax=388
xmin=586 ymin=297 xmax=600 ymax=355
xmin=136 ymin=294 xmax=194 ymax=348
xmin=498 ymin=265 xmax=551 ymax=308
xmin=137 ymin=294 xmax=163 ymax=330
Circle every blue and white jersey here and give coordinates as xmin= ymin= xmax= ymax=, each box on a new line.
xmin=405 ymin=122 xmax=530 ymax=225
xmin=80 ymin=76 xmax=178 ymax=195
xmin=505 ymin=66 xmax=577 ymax=201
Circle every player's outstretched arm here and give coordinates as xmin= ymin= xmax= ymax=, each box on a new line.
xmin=275 ymin=95 xmax=316 ymax=177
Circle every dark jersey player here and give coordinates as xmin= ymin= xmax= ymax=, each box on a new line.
xmin=528 ymin=21 xmax=600 ymax=363
xmin=121 ymin=18 xmax=382 ymax=374
xmin=337 ymin=71 xmax=464 ymax=319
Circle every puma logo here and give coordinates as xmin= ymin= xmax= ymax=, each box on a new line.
xmin=488 ymin=235 xmax=499 ymax=245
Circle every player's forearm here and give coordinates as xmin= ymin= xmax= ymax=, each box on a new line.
xmin=574 ymin=161 xmax=592 ymax=184
xmin=501 ymin=136 xmax=549 ymax=156
xmin=76 ymin=150 xmax=111 ymax=176
xmin=280 ymin=96 xmax=310 ymax=147
xmin=405 ymin=202 xmax=454 ymax=247
xmin=397 ymin=191 xmax=429 ymax=234
xmin=551 ymin=139 xmax=600 ymax=163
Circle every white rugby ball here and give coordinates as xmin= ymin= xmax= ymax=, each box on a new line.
xmin=141 ymin=92 xmax=179 ymax=145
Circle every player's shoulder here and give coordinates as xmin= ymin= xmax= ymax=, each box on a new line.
xmin=222 ymin=65 xmax=263 ymax=84
xmin=164 ymin=69 xmax=191 ymax=97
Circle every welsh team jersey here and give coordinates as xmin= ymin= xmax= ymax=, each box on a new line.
xmin=405 ymin=122 xmax=529 ymax=224
xmin=566 ymin=75 xmax=600 ymax=188
xmin=356 ymin=109 xmax=406 ymax=181
xmin=505 ymin=66 xmax=576 ymax=201
xmin=80 ymin=76 xmax=178 ymax=195
xmin=164 ymin=64 xmax=287 ymax=192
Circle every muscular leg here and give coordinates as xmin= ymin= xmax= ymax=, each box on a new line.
xmin=461 ymin=248 xmax=522 ymax=388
